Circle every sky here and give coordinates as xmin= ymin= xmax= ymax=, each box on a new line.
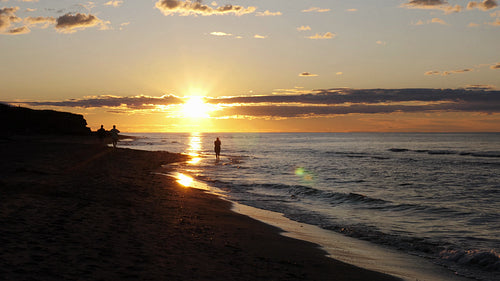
xmin=1 ymin=0 xmax=500 ymax=132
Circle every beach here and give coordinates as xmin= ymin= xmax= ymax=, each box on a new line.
xmin=0 ymin=135 xmax=401 ymax=281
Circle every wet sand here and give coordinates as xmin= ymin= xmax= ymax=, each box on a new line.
xmin=0 ymin=135 xmax=401 ymax=280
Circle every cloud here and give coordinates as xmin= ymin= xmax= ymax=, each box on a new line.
xmin=401 ymin=0 xmax=462 ymax=14
xmin=347 ymin=8 xmax=358 ymax=12
xmin=6 ymin=25 xmax=29 ymax=34
xmin=297 ymin=25 xmax=311 ymax=31
xmin=413 ymin=18 xmax=450 ymax=25
xmin=486 ymin=18 xmax=500 ymax=25
xmin=465 ymin=84 xmax=497 ymax=90
xmin=79 ymin=1 xmax=96 ymax=12
xmin=0 ymin=6 xmax=22 ymax=32
xmin=468 ymin=22 xmax=480 ymax=26
xmin=425 ymin=68 xmax=473 ymax=76
xmin=104 ymin=0 xmax=124 ymax=7
xmin=307 ymin=32 xmax=335 ymax=39
xmin=24 ymin=16 xmax=56 ymax=28
xmin=9 ymin=89 xmax=500 ymax=119
xmin=302 ymin=7 xmax=331 ymax=13
xmin=119 ymin=21 xmax=130 ymax=30
xmin=467 ymin=0 xmax=498 ymax=11
xmin=430 ymin=17 xmax=449 ymax=25
xmin=155 ymin=0 xmax=256 ymax=16
xmin=256 ymin=10 xmax=282 ymax=16
xmin=204 ymin=88 xmax=500 ymax=118
xmin=491 ymin=62 xmax=500 ymax=69
xmin=376 ymin=40 xmax=387 ymax=45
xmin=336 ymin=72 xmax=343 ymax=75
xmin=299 ymin=72 xmax=318 ymax=77
xmin=14 ymin=95 xmax=184 ymax=110
xmin=55 ymin=13 xmax=108 ymax=33
xmin=210 ymin=31 xmax=232 ymax=36
xmin=254 ymin=34 xmax=267 ymax=39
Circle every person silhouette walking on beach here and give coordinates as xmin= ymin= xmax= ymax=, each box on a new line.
xmin=97 ymin=125 xmax=106 ymax=143
xmin=214 ymin=137 xmax=221 ymax=160
xmin=110 ymin=125 xmax=120 ymax=148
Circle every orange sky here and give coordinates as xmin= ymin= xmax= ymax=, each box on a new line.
xmin=2 ymin=1 xmax=500 ymax=132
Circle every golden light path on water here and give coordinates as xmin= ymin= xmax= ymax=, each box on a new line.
xmin=174 ymin=132 xmax=223 ymax=195
xmin=186 ymin=132 xmax=202 ymax=165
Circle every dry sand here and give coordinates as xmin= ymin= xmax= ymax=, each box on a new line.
xmin=0 ymin=135 xmax=402 ymax=280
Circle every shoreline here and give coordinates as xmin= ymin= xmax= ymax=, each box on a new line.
xmin=168 ymin=170 xmax=474 ymax=281
xmin=0 ymin=135 xmax=401 ymax=280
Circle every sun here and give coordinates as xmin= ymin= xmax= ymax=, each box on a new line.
xmin=181 ymin=96 xmax=212 ymax=118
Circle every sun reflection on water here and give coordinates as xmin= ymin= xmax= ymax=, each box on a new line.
xmin=187 ymin=132 xmax=203 ymax=164
xmin=176 ymin=173 xmax=194 ymax=187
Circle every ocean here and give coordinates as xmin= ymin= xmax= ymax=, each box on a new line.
xmin=122 ymin=132 xmax=500 ymax=281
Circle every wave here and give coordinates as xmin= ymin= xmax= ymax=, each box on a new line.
xmin=388 ymin=148 xmax=500 ymax=158
xmin=284 ymin=211 xmax=500 ymax=280
xmin=440 ymin=249 xmax=500 ymax=270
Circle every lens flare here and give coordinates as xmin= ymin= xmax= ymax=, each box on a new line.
xmin=295 ymin=166 xmax=316 ymax=183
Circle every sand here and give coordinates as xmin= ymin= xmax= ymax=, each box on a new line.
xmin=0 ymin=135 xmax=402 ymax=280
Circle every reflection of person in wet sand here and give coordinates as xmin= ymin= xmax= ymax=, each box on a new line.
xmin=214 ymin=137 xmax=221 ymax=160
xmin=110 ymin=125 xmax=120 ymax=148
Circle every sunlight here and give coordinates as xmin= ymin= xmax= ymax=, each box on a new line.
xmin=176 ymin=173 xmax=193 ymax=187
xmin=181 ymin=96 xmax=211 ymax=118
xmin=187 ymin=132 xmax=202 ymax=164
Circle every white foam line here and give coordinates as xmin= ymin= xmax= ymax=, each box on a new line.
xmin=231 ymin=202 xmax=474 ymax=281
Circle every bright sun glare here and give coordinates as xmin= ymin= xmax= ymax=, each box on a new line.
xmin=181 ymin=96 xmax=211 ymax=118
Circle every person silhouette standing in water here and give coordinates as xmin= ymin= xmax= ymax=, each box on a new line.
xmin=110 ymin=125 xmax=120 ymax=148
xmin=214 ymin=137 xmax=221 ymax=160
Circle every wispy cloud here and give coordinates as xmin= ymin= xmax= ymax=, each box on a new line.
xmin=256 ymin=10 xmax=282 ymax=16
xmin=302 ymin=7 xmax=330 ymax=13
xmin=104 ymin=0 xmax=124 ymax=8
xmin=12 ymin=95 xmax=184 ymax=110
xmin=486 ymin=18 xmax=500 ymax=25
xmin=210 ymin=31 xmax=233 ymax=37
xmin=6 ymin=25 xmax=29 ymax=34
xmin=24 ymin=16 xmax=56 ymax=28
xmin=413 ymin=18 xmax=449 ymax=25
xmin=299 ymin=72 xmax=318 ymax=77
xmin=401 ymin=0 xmax=462 ymax=14
xmin=155 ymin=0 xmax=256 ymax=16
xmin=491 ymin=62 xmax=500 ymax=69
xmin=307 ymin=32 xmax=335 ymax=39
xmin=430 ymin=17 xmax=449 ymax=25
xmin=254 ymin=34 xmax=267 ymax=39
xmin=297 ymin=25 xmax=311 ymax=31
xmin=425 ymin=68 xmax=473 ymax=76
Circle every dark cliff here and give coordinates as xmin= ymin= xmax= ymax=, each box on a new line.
xmin=0 ymin=103 xmax=91 ymax=135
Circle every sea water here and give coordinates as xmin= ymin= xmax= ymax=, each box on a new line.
xmin=122 ymin=133 xmax=500 ymax=281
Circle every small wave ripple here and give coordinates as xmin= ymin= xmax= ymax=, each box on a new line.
xmin=388 ymin=148 xmax=500 ymax=158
